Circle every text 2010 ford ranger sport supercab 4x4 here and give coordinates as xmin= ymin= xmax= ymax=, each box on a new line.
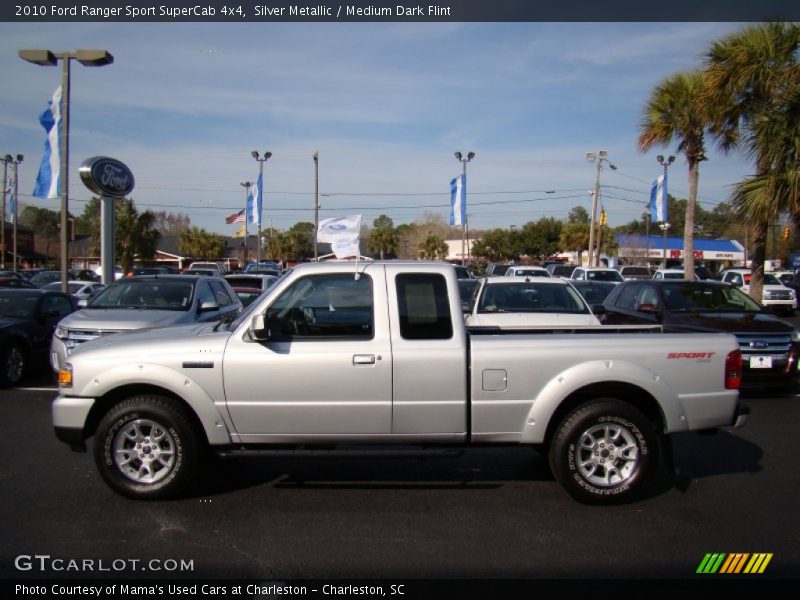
xmin=53 ymin=261 xmax=748 ymax=504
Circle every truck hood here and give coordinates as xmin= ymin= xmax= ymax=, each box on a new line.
xmin=69 ymin=321 xmax=229 ymax=362
xmin=59 ymin=308 xmax=194 ymax=331
xmin=665 ymin=311 xmax=795 ymax=334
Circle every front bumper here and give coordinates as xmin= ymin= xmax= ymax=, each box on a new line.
xmin=52 ymin=395 xmax=96 ymax=451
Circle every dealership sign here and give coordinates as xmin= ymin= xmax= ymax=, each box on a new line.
xmin=79 ymin=156 xmax=135 ymax=198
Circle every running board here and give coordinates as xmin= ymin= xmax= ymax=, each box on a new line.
xmin=216 ymin=446 xmax=464 ymax=459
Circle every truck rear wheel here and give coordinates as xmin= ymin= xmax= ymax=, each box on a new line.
xmin=93 ymin=395 xmax=202 ymax=500
xmin=549 ymin=399 xmax=658 ymax=504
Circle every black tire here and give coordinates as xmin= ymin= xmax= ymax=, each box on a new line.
xmin=549 ymin=399 xmax=659 ymax=505
xmin=0 ymin=342 xmax=27 ymax=387
xmin=93 ymin=395 xmax=203 ymax=500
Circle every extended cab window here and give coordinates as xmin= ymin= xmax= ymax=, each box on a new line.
xmin=266 ymin=274 xmax=373 ymax=339
xmin=396 ymin=273 xmax=453 ymax=340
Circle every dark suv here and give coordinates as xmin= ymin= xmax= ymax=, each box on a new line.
xmin=602 ymin=280 xmax=799 ymax=390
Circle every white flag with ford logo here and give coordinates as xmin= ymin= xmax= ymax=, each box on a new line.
xmin=317 ymin=215 xmax=362 ymax=258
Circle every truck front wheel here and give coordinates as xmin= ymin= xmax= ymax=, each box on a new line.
xmin=549 ymin=399 xmax=659 ymax=504
xmin=93 ymin=395 xmax=202 ymax=500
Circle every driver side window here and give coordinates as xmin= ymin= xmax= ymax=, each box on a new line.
xmin=265 ymin=274 xmax=374 ymax=339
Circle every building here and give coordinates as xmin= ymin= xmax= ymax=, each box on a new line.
xmin=616 ymin=235 xmax=745 ymax=268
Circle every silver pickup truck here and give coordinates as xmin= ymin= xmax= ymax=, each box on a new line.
xmin=53 ymin=261 xmax=748 ymax=504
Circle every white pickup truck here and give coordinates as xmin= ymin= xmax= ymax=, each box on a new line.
xmin=53 ymin=261 xmax=748 ymax=504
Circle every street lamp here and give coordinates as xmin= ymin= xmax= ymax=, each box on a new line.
xmin=251 ymin=150 xmax=272 ymax=265
xmin=313 ymin=152 xmax=319 ymax=261
xmin=454 ymin=151 xmax=475 ymax=266
xmin=656 ymin=154 xmax=676 ymax=271
xmin=659 ymin=222 xmax=671 ymax=269
xmin=1 ymin=154 xmax=13 ymax=269
xmin=586 ymin=150 xmax=616 ymax=267
xmin=240 ymin=181 xmax=251 ymax=267
xmin=6 ymin=155 xmax=24 ymax=272
xmin=19 ymin=48 xmax=113 ymax=292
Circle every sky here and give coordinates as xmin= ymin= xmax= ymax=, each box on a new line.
xmin=0 ymin=21 xmax=757 ymax=236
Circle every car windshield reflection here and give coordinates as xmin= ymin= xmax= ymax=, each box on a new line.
xmin=87 ymin=280 xmax=194 ymax=311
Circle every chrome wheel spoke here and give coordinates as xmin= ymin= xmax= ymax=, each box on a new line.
xmin=114 ymin=418 xmax=176 ymax=485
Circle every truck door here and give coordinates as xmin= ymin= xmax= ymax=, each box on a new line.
xmin=386 ymin=268 xmax=468 ymax=437
xmin=223 ymin=269 xmax=392 ymax=438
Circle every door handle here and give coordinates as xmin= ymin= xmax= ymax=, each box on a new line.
xmin=353 ymin=354 xmax=376 ymax=365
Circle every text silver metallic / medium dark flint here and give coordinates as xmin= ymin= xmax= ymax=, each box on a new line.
xmin=79 ymin=156 xmax=134 ymax=198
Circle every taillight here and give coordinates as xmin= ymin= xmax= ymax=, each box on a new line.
xmin=725 ymin=350 xmax=742 ymax=389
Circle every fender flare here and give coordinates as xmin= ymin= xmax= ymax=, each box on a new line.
xmin=520 ymin=359 xmax=688 ymax=444
xmin=76 ymin=362 xmax=232 ymax=445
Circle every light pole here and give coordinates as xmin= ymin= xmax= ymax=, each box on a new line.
xmin=19 ymin=49 xmax=113 ymax=292
xmin=660 ymin=222 xmax=671 ymax=269
xmin=454 ymin=151 xmax=475 ymax=266
xmin=8 ymin=155 xmax=24 ymax=272
xmin=1 ymin=155 xmax=12 ymax=269
xmin=313 ymin=152 xmax=319 ymax=261
xmin=656 ymin=155 xmax=675 ymax=271
xmin=240 ymin=182 xmax=251 ymax=267
xmin=586 ymin=150 xmax=616 ymax=267
xmin=251 ymin=150 xmax=272 ymax=265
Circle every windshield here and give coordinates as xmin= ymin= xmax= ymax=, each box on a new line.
xmin=587 ymin=270 xmax=623 ymax=282
xmin=0 ymin=292 xmax=39 ymax=318
xmin=509 ymin=269 xmax=549 ymax=277
xmin=763 ymin=274 xmax=782 ymax=286
xmin=87 ymin=279 xmax=195 ymax=310
xmin=661 ymin=283 xmax=761 ymax=312
xmin=479 ymin=282 xmax=588 ymax=314
xmin=571 ymin=282 xmax=616 ymax=304
xmin=621 ymin=267 xmax=650 ymax=276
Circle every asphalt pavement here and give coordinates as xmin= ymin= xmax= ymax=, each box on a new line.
xmin=0 ymin=368 xmax=798 ymax=584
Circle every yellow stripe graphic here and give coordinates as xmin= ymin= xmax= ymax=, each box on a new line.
xmin=757 ymin=554 xmax=773 ymax=574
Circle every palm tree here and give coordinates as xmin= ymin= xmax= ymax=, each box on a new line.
xmin=178 ymin=226 xmax=225 ymax=260
xmin=418 ymin=235 xmax=448 ymax=260
xmin=368 ymin=226 xmax=399 ymax=259
xmin=560 ymin=222 xmax=590 ymax=266
xmin=702 ymin=22 xmax=800 ymax=301
xmin=638 ymin=70 xmax=710 ymax=281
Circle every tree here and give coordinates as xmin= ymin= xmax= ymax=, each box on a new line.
xmin=368 ymin=226 xmax=399 ymax=260
xmin=287 ymin=222 xmax=314 ymax=260
xmin=178 ymin=227 xmax=226 ymax=260
xmin=82 ymin=197 xmax=160 ymax=274
xmin=19 ymin=205 xmax=59 ymax=261
xmin=703 ymin=22 xmax=800 ymax=301
xmin=373 ymin=214 xmax=394 ymax=229
xmin=519 ymin=218 xmax=562 ymax=260
xmin=473 ymin=228 xmax=521 ymax=261
xmin=639 ymin=70 xmax=710 ymax=281
xmin=560 ymin=223 xmax=590 ymax=265
xmin=567 ymin=205 xmax=590 ymax=225
xmin=151 ymin=211 xmax=191 ymax=235
xmin=417 ymin=235 xmax=448 ymax=260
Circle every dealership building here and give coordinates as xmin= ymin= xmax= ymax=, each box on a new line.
xmin=615 ymin=235 xmax=745 ymax=268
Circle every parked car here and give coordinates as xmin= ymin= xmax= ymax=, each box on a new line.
xmin=92 ymin=266 xmax=124 ymax=281
xmin=601 ymin=279 xmax=799 ymax=390
xmin=720 ymin=269 xmax=796 ymax=316
xmin=73 ymin=269 xmax=102 ymax=282
xmin=0 ymin=277 xmax=37 ymax=289
xmin=224 ymin=274 xmax=279 ymax=292
xmin=42 ymin=281 xmax=106 ymax=301
xmin=456 ymin=278 xmax=479 ymax=313
xmin=245 ymin=261 xmax=281 ymax=274
xmin=570 ymin=267 xmax=624 ymax=283
xmin=618 ymin=266 xmax=652 ymax=281
xmin=0 ymin=270 xmax=24 ymax=280
xmin=29 ymin=270 xmax=65 ymax=288
xmin=466 ymin=277 xmax=600 ymax=328
xmin=187 ymin=261 xmax=226 ymax=275
xmin=51 ymin=275 xmax=243 ymax=372
xmin=231 ymin=287 xmax=265 ymax=308
xmin=484 ymin=262 xmax=513 ymax=277
xmin=653 ymin=269 xmax=700 ymax=281
xmin=0 ymin=289 xmax=77 ymax=386
xmin=452 ymin=265 xmax=473 ymax=279
xmin=546 ymin=264 xmax=576 ymax=279
xmin=129 ymin=266 xmax=180 ymax=276
xmin=569 ymin=280 xmax=618 ymax=311
xmin=504 ymin=266 xmax=550 ymax=278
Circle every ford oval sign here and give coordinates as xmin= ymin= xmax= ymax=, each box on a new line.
xmin=79 ymin=156 xmax=135 ymax=198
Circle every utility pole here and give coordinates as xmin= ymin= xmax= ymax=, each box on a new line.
xmin=251 ymin=151 xmax=272 ymax=265
xmin=8 ymin=155 xmax=24 ymax=272
xmin=586 ymin=151 xmax=616 ymax=267
xmin=0 ymin=155 xmax=10 ymax=269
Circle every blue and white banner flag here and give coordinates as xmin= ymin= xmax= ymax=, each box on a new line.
xmin=450 ymin=174 xmax=466 ymax=226
xmin=650 ymin=173 xmax=668 ymax=223
xmin=8 ymin=193 xmax=15 ymax=224
xmin=318 ymin=215 xmax=362 ymax=258
xmin=247 ymin=173 xmax=262 ymax=226
xmin=32 ymin=86 xmax=63 ymax=199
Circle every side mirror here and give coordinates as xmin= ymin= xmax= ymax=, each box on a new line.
xmin=591 ymin=304 xmax=606 ymax=315
xmin=198 ymin=300 xmax=220 ymax=313
xmin=250 ymin=313 xmax=271 ymax=341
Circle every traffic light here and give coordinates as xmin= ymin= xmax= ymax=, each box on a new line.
xmin=784 ymin=225 xmax=791 ymax=239
xmin=600 ymin=210 xmax=607 ymax=226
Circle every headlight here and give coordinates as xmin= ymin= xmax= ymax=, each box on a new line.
xmin=54 ymin=326 xmax=68 ymax=340
xmin=764 ymin=290 xmax=775 ymax=299
xmin=792 ymin=330 xmax=800 ymax=343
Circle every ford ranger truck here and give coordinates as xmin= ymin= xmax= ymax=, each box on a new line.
xmin=53 ymin=261 xmax=748 ymax=504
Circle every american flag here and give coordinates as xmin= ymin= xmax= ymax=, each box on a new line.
xmin=226 ymin=209 xmax=245 ymax=224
